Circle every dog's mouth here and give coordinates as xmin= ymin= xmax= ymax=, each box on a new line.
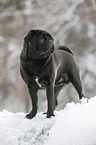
xmin=36 ymin=38 xmax=53 ymax=54
xmin=36 ymin=47 xmax=53 ymax=59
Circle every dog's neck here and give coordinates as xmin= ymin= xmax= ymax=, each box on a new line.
xmin=39 ymin=55 xmax=52 ymax=72
xmin=24 ymin=55 xmax=52 ymax=75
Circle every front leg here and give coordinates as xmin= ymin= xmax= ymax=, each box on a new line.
xmin=46 ymin=80 xmax=55 ymax=118
xmin=26 ymin=84 xmax=38 ymax=119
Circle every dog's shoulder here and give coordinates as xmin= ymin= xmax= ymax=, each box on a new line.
xmin=57 ymin=46 xmax=74 ymax=55
xmin=51 ymin=51 xmax=62 ymax=70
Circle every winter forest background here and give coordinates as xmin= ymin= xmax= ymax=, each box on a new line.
xmin=0 ymin=0 xmax=96 ymax=113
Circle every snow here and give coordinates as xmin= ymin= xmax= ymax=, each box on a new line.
xmin=47 ymin=97 xmax=96 ymax=145
xmin=0 ymin=96 xmax=96 ymax=145
xmin=0 ymin=110 xmax=55 ymax=145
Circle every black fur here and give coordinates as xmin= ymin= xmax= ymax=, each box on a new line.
xmin=20 ymin=29 xmax=85 ymax=119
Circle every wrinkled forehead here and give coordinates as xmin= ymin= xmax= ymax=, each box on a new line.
xmin=24 ymin=30 xmax=54 ymax=42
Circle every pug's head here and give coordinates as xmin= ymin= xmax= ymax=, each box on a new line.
xmin=24 ymin=29 xmax=54 ymax=59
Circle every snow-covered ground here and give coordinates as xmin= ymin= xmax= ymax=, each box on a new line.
xmin=0 ymin=96 xmax=96 ymax=145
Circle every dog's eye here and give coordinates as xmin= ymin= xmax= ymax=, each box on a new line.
xmin=39 ymin=38 xmax=44 ymax=44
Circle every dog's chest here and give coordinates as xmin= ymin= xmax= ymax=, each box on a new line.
xmin=35 ymin=77 xmax=42 ymax=88
xmin=35 ymin=77 xmax=47 ymax=89
xmin=27 ymin=61 xmax=40 ymax=72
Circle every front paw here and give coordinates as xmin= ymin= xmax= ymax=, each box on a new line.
xmin=47 ymin=111 xmax=55 ymax=118
xmin=26 ymin=109 xmax=37 ymax=119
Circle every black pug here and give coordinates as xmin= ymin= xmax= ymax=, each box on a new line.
xmin=20 ymin=29 xmax=85 ymax=119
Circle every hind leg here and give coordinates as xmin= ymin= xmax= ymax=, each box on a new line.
xmin=69 ymin=70 xmax=85 ymax=100
xmin=54 ymin=83 xmax=64 ymax=109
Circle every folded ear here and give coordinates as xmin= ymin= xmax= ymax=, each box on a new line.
xmin=20 ymin=42 xmax=28 ymax=61
xmin=24 ymin=30 xmax=36 ymax=43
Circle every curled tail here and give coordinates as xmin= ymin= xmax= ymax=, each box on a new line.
xmin=57 ymin=46 xmax=74 ymax=55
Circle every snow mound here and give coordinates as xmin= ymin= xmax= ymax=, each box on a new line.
xmin=0 ymin=110 xmax=55 ymax=145
xmin=0 ymin=96 xmax=96 ymax=145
